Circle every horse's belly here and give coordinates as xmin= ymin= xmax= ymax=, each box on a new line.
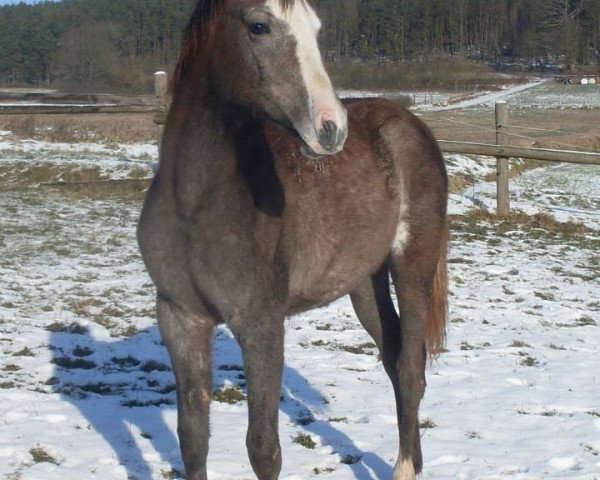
xmin=285 ymin=236 xmax=390 ymax=314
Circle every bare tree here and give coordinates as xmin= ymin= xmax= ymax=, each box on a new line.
xmin=544 ymin=0 xmax=585 ymax=70
xmin=51 ymin=23 xmax=120 ymax=88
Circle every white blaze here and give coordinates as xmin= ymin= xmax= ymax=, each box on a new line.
xmin=267 ymin=0 xmax=347 ymax=154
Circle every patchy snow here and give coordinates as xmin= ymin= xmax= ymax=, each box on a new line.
xmin=0 ymin=142 xmax=599 ymax=480
xmin=424 ymin=81 xmax=546 ymax=111
xmin=422 ymin=80 xmax=600 ymax=112
xmin=451 ymin=160 xmax=600 ymax=228
xmin=0 ymin=138 xmax=158 ymax=162
xmin=0 ymin=138 xmax=157 ymax=188
xmin=339 ymin=90 xmax=453 ymax=108
xmin=337 ymin=79 xmax=600 ymax=113
xmin=502 ymin=82 xmax=600 ymax=110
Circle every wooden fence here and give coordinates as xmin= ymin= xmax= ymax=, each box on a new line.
xmin=0 ymin=72 xmax=170 ymax=147
xmin=439 ymin=102 xmax=600 ymax=215
xmin=0 ymin=92 xmax=158 ymax=114
xmin=2 ymin=73 xmax=599 ymax=214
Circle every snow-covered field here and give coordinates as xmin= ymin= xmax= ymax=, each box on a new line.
xmin=430 ymin=80 xmax=600 ymax=112
xmin=1 ymin=134 xmax=599 ymax=480
xmin=339 ymin=90 xmax=454 ymax=109
xmin=342 ymin=80 xmax=600 ymax=112
xmin=338 ymin=81 xmax=546 ymax=112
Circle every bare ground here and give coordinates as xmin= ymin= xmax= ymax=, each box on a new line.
xmin=420 ymin=108 xmax=600 ymax=152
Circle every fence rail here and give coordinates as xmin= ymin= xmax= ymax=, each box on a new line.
xmin=0 ymin=104 xmax=158 ymax=115
xmin=2 ymin=73 xmax=599 ymax=215
xmin=0 ymin=91 xmax=159 ymax=115
xmin=0 ymin=91 xmax=157 ymax=105
xmin=438 ymin=101 xmax=600 ymax=215
xmin=438 ymin=140 xmax=600 ymax=165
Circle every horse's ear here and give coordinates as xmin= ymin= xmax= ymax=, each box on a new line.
xmin=170 ymin=0 xmax=221 ymax=92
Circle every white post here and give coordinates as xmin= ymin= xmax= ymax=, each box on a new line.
xmin=154 ymin=71 xmax=168 ymax=150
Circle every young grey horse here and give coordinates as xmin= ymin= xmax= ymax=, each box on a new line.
xmin=138 ymin=1 xmax=448 ymax=479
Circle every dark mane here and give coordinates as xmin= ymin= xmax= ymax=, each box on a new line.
xmin=170 ymin=0 xmax=300 ymax=91
xmin=170 ymin=0 xmax=219 ymax=91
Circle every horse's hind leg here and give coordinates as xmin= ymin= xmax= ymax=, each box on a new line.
xmin=388 ymin=224 xmax=447 ymax=480
xmin=230 ymin=315 xmax=285 ymax=480
xmin=387 ymin=257 xmax=429 ymax=480
xmin=157 ymin=295 xmax=214 ymax=480
xmin=350 ymin=266 xmax=389 ymax=354
xmin=350 ymin=263 xmax=426 ymax=480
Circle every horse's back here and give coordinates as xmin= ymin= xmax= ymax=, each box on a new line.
xmin=343 ymin=96 xmax=445 ymax=170
xmin=345 ymin=96 xmax=447 ymax=225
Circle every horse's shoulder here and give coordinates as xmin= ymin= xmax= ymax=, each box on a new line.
xmin=343 ymin=98 xmax=444 ymax=183
xmin=344 ymin=97 xmax=430 ymax=143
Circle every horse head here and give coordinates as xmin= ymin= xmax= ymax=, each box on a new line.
xmin=174 ymin=0 xmax=348 ymax=159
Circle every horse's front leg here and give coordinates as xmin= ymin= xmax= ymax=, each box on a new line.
xmin=232 ymin=315 xmax=285 ymax=480
xmin=157 ymin=295 xmax=214 ymax=480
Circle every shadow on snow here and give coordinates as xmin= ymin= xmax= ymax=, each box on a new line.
xmin=49 ymin=324 xmax=392 ymax=480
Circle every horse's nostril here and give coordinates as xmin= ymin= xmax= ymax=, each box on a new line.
xmin=319 ymin=120 xmax=339 ymax=151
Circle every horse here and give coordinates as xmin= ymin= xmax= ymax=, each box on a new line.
xmin=137 ymin=1 xmax=448 ymax=479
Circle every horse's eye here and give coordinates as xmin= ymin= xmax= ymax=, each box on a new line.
xmin=249 ymin=23 xmax=270 ymax=35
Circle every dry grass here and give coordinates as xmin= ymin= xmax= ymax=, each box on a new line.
xmin=448 ymin=174 xmax=474 ymax=194
xmin=292 ymin=433 xmax=317 ymax=449
xmin=0 ymin=113 xmax=156 ymax=144
xmin=212 ymin=386 xmax=246 ymax=405
xmin=29 ymin=447 xmax=60 ymax=465
xmin=451 ymin=208 xmax=592 ymax=236
xmin=423 ymin=108 xmax=600 ymax=152
xmin=327 ymin=56 xmax=527 ymax=91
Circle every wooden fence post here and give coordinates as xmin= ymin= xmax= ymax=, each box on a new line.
xmin=154 ymin=71 xmax=168 ymax=150
xmin=495 ymin=101 xmax=510 ymax=216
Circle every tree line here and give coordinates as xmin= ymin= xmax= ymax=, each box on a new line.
xmin=1 ymin=0 xmax=598 ymax=91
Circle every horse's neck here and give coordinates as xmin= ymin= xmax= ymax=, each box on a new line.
xmin=159 ymin=88 xmax=244 ymax=214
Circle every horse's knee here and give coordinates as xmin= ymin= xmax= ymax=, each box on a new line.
xmin=247 ymin=432 xmax=282 ymax=480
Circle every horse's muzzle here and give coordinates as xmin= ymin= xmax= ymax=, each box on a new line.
xmin=296 ymin=110 xmax=348 ymax=159
xmin=318 ymin=120 xmax=347 ymax=154
xmin=300 ymin=122 xmax=347 ymax=160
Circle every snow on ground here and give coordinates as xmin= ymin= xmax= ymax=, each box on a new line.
xmin=501 ymin=82 xmax=600 ymax=110
xmin=0 ymin=139 xmax=599 ymax=480
xmin=427 ymin=80 xmax=600 ymax=112
xmin=424 ymin=80 xmax=546 ymax=111
xmin=0 ymin=138 xmax=157 ymax=164
xmin=339 ymin=90 xmax=453 ymax=108
xmin=338 ymin=81 xmax=547 ymax=112
xmin=451 ymin=160 xmax=600 ymax=228
xmin=345 ymin=79 xmax=600 ymax=112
